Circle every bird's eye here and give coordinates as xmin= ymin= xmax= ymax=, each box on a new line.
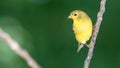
xmin=74 ymin=14 xmax=77 ymax=16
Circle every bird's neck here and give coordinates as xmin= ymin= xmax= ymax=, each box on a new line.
xmin=73 ymin=18 xmax=82 ymax=24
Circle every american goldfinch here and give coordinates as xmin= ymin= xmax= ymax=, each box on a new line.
xmin=68 ymin=10 xmax=92 ymax=52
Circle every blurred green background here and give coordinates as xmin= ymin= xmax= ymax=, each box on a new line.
xmin=0 ymin=0 xmax=119 ymax=68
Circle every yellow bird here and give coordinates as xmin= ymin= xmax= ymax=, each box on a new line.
xmin=68 ymin=10 xmax=92 ymax=52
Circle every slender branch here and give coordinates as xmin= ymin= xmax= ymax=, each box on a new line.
xmin=0 ymin=29 xmax=42 ymax=68
xmin=84 ymin=0 xmax=106 ymax=68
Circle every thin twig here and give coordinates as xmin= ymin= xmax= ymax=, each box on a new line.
xmin=0 ymin=29 xmax=42 ymax=68
xmin=84 ymin=0 xmax=106 ymax=68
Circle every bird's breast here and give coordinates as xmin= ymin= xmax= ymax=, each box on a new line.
xmin=73 ymin=22 xmax=86 ymax=33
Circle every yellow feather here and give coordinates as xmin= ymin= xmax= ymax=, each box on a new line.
xmin=68 ymin=10 xmax=92 ymax=52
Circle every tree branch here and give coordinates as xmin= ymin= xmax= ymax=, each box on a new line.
xmin=0 ymin=29 xmax=42 ymax=68
xmin=84 ymin=0 xmax=106 ymax=68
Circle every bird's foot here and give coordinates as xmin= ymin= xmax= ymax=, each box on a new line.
xmin=85 ymin=44 xmax=93 ymax=48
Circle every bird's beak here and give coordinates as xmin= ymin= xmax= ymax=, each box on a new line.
xmin=68 ymin=15 xmax=72 ymax=19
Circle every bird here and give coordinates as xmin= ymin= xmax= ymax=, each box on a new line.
xmin=68 ymin=10 xmax=93 ymax=52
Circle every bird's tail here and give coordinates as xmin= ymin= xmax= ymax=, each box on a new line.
xmin=77 ymin=43 xmax=84 ymax=53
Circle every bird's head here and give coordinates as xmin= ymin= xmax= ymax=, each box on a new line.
xmin=68 ymin=10 xmax=87 ymax=21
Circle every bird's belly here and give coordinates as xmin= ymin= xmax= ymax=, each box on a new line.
xmin=73 ymin=25 xmax=92 ymax=44
xmin=75 ymin=33 xmax=91 ymax=44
